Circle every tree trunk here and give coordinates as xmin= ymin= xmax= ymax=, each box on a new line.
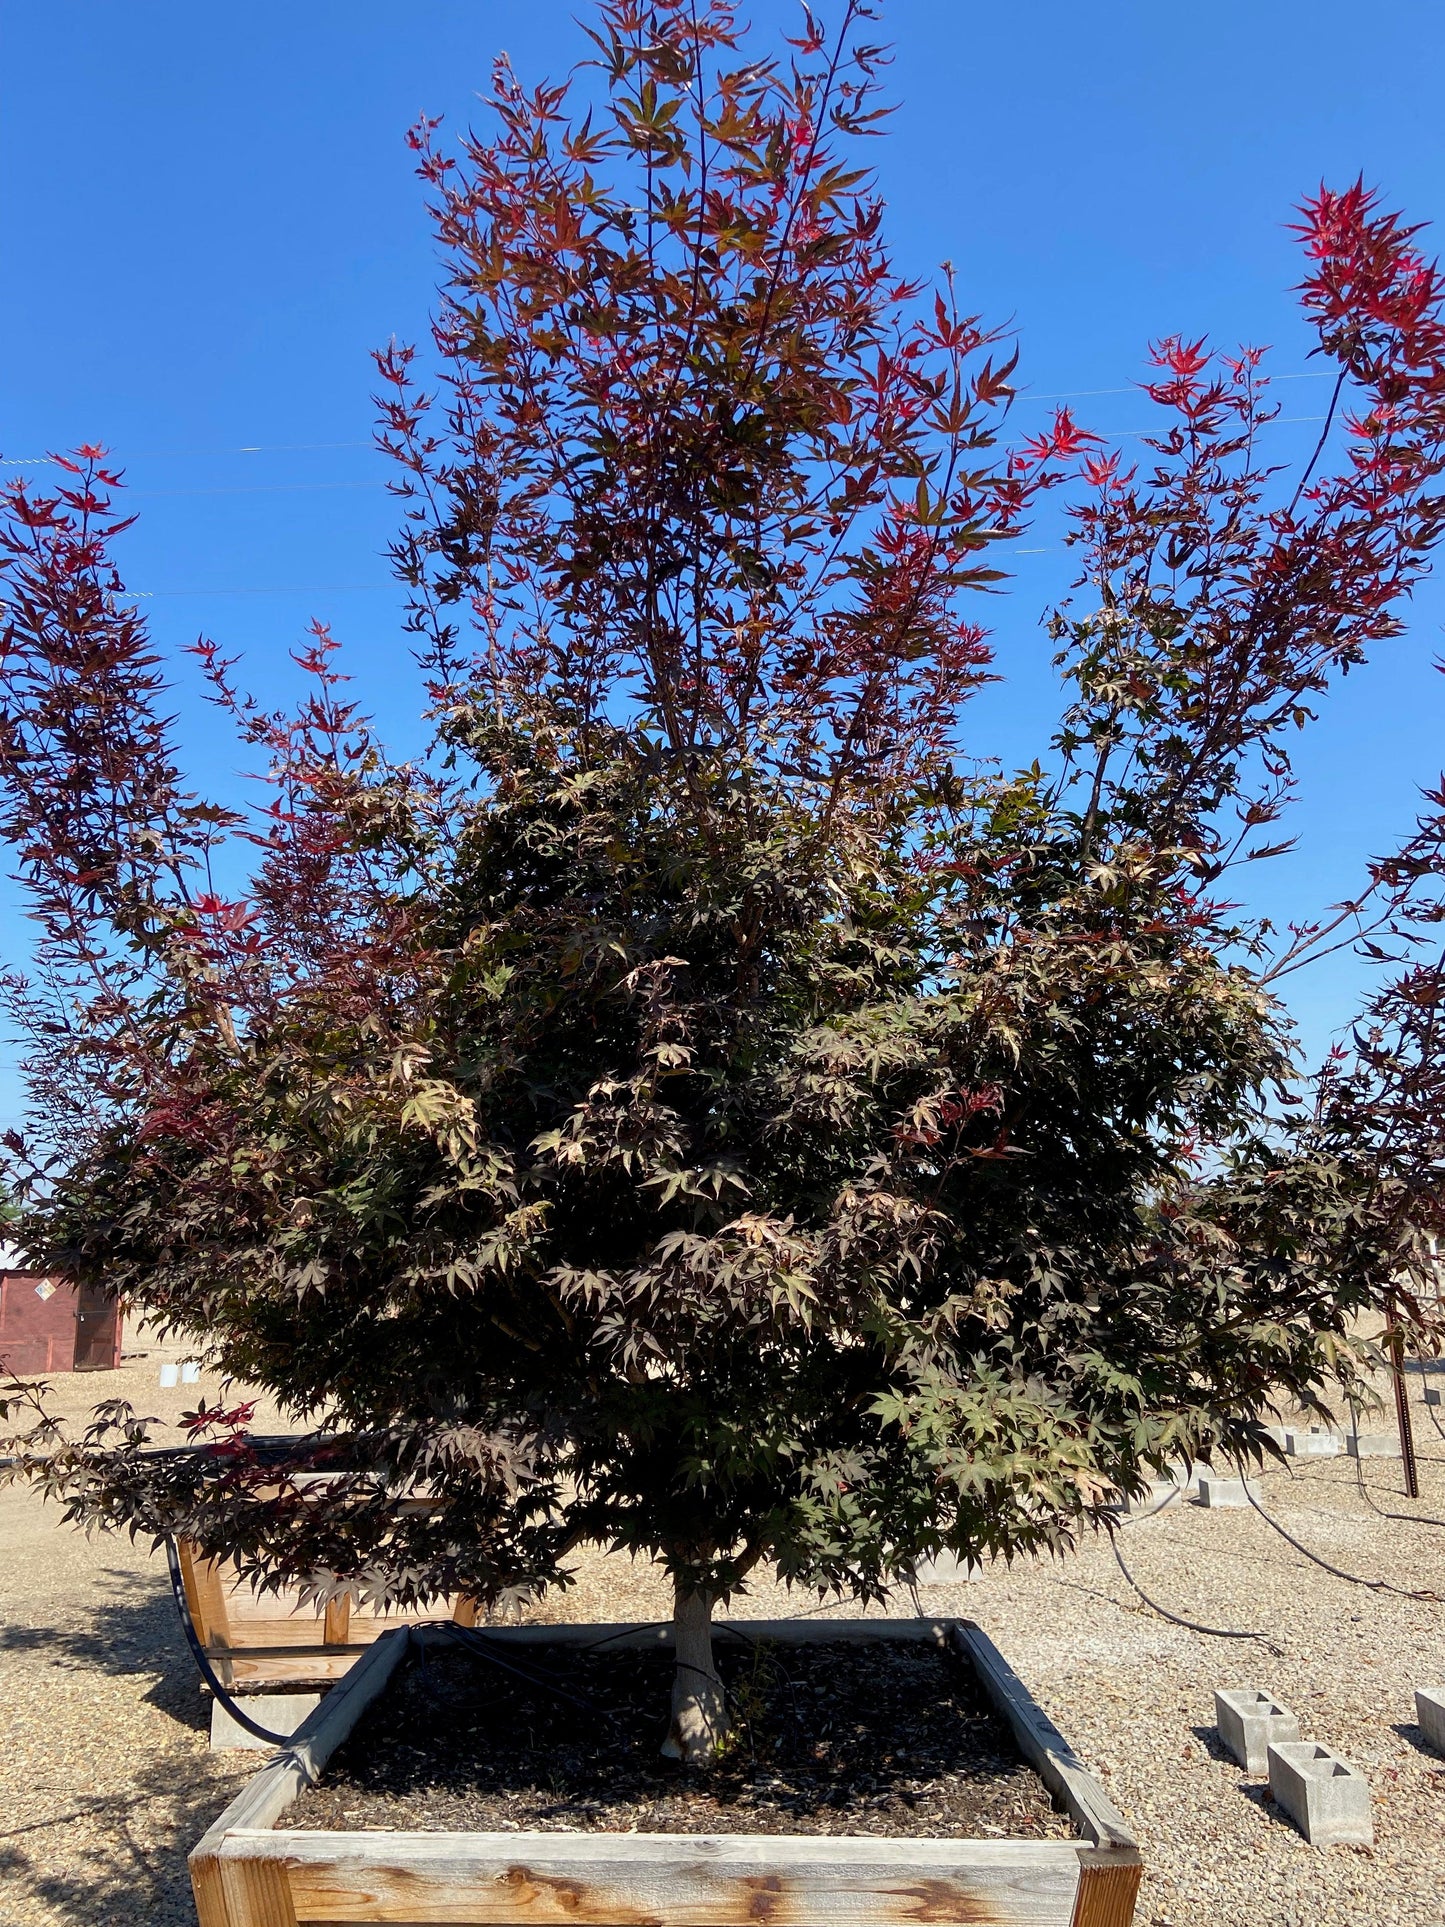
xmin=660 ymin=1581 xmax=727 ymax=1764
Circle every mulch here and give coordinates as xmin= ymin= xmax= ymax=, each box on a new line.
xmin=283 ymin=1635 xmax=1073 ymax=1839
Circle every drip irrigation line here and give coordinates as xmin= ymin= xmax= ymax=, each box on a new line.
xmin=570 ymin=1619 xmax=761 ymax=1656
xmin=437 ymin=1621 xmax=617 ymax=1723
xmin=1117 ymin=1481 xmax=1187 ymax=1526
xmin=167 ymin=1548 xmax=615 ymax=1740
xmin=575 ymin=1620 xmax=669 ymax=1653
xmin=1233 ymin=1463 xmax=1441 ymax=1601
xmin=1108 ymin=1535 xmax=1281 ymax=1651
xmin=714 ymin=1623 xmax=763 ymax=1651
xmin=164 ymin=1538 xmax=294 ymax=1747
xmin=1422 ymin=1362 xmax=1445 ymax=1442
xmin=673 ymin=1659 xmax=724 ymax=1684
xmin=1351 ymin=1454 xmax=1445 ymax=1530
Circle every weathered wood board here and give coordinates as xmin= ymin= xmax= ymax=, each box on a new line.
xmin=189 ymin=1620 xmax=1141 ymax=1927
xmin=177 ymin=1541 xmax=475 ymax=1686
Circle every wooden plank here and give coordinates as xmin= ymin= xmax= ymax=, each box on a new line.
xmin=221 ymin=1830 xmax=1086 ymax=1926
xmin=951 ymin=1625 xmax=1135 ymax=1855
xmin=177 ymin=1539 xmax=210 ymax=1638
xmin=208 ymin=1643 xmax=372 ymax=1662
xmin=323 ymin=1597 xmax=352 ymax=1648
xmin=226 ymin=1655 xmax=371 ymax=1688
xmin=220 ymin=1852 xmax=300 ymax=1927
xmin=191 ymin=1846 xmax=232 ymax=1927
xmin=179 ymin=1541 xmax=233 ymax=1650
xmin=190 ymin=1627 xmax=414 ymax=1922
xmin=1069 ymin=1859 xmax=1141 ymax=1927
xmin=182 ymin=1543 xmax=240 ymax=1686
xmin=216 ymin=1607 xmax=440 ymax=1641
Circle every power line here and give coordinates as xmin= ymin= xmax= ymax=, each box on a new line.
xmin=1020 ymin=371 xmax=1330 ymax=404
xmin=0 ymin=441 xmax=371 ymax=466
xmin=128 ymin=481 xmax=386 ymax=500
xmin=0 ymin=373 xmax=1338 ymax=470
xmin=129 ymin=584 xmax=393 ymax=599
xmin=2 ymin=413 xmax=1334 ymax=515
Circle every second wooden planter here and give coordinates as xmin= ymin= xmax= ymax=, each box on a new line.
xmin=189 ymin=1618 xmax=1141 ymax=1927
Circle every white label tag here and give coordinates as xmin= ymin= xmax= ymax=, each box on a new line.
xmin=33 ymin=1281 xmax=56 ymax=1302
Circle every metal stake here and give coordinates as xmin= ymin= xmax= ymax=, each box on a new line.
xmin=1387 ymin=1295 xmax=1420 ymax=1500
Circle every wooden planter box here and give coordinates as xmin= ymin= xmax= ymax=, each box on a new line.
xmin=176 ymin=1540 xmax=479 ymax=1687
xmin=190 ymin=1618 xmax=1141 ymax=1927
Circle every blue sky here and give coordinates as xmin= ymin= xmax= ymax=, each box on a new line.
xmin=2 ymin=0 xmax=1445 ymax=1114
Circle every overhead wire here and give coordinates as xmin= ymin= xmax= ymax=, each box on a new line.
xmin=0 ymin=370 xmax=1337 ymax=469
xmin=1 ymin=375 xmax=1336 ymax=601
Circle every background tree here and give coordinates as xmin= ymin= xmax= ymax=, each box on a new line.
xmin=4 ymin=2 xmax=1445 ymax=1762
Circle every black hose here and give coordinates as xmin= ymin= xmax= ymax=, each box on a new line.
xmin=1109 ymin=1534 xmax=1281 ymax=1651
xmin=437 ymin=1621 xmax=620 ymax=1726
xmin=1117 ymin=1480 xmax=1188 ymax=1525
xmin=1423 ymin=1363 xmax=1445 ymax=1442
xmin=1233 ymin=1461 xmax=1441 ymax=1602
xmin=1352 ymin=1452 xmax=1445 ymax=1529
xmin=164 ymin=1538 xmax=295 ymax=1747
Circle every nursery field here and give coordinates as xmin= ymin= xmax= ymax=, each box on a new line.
xmin=2 ymin=1359 xmax=1443 ymax=1927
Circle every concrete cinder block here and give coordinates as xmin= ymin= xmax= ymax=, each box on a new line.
xmin=1425 ymin=1386 xmax=1442 ymax=1408
xmin=1197 ymin=1474 xmax=1251 ymax=1508
xmin=1346 ymin=1431 xmax=1399 ymax=1459
xmin=1116 ymin=1464 xmax=1193 ymax=1513
xmin=909 ymin=1551 xmax=983 ymax=1584
xmin=1415 ymin=1686 xmax=1445 ymax=1753
xmin=1267 ymin=1741 xmax=1372 ymax=1846
xmin=1283 ymin=1426 xmax=1342 ymax=1458
xmin=1214 ymin=1688 xmax=1301 ymax=1774
xmin=209 ymin=1691 xmax=321 ymax=1751
xmin=1116 ymin=1483 xmax=1179 ymax=1515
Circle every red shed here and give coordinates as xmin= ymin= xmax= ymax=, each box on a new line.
xmin=0 ymin=1273 xmax=123 ymax=1373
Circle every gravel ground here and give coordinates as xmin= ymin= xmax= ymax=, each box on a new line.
xmin=3 ymin=1356 xmax=1444 ymax=1926
xmin=0 ymin=1351 xmax=285 ymax=1927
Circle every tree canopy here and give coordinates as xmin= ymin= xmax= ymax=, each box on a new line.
xmin=5 ymin=0 xmax=1445 ymax=1759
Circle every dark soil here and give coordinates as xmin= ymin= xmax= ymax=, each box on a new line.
xmin=284 ymin=1635 xmax=1074 ymax=1838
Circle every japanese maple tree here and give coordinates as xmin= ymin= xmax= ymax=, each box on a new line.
xmin=4 ymin=2 xmax=1445 ymax=1762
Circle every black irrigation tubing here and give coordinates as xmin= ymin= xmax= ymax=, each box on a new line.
xmin=1117 ymin=1481 xmax=1188 ymax=1526
xmin=1108 ymin=1534 xmax=1282 ymax=1651
xmin=571 ymin=1619 xmax=761 ymax=1656
xmin=164 ymin=1538 xmax=295 ymax=1748
xmin=1423 ymin=1365 xmax=1445 ymax=1443
xmin=1352 ymin=1454 xmax=1445 ymax=1530
xmin=575 ymin=1620 xmax=669 ymax=1654
xmin=1233 ymin=1462 xmax=1442 ymax=1602
xmin=437 ymin=1621 xmax=619 ymax=1724
xmin=483 ymin=1613 xmax=796 ymax=1755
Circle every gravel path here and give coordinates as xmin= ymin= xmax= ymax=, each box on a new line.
xmin=3 ymin=1358 xmax=1444 ymax=1926
xmin=0 ymin=1355 xmax=285 ymax=1927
